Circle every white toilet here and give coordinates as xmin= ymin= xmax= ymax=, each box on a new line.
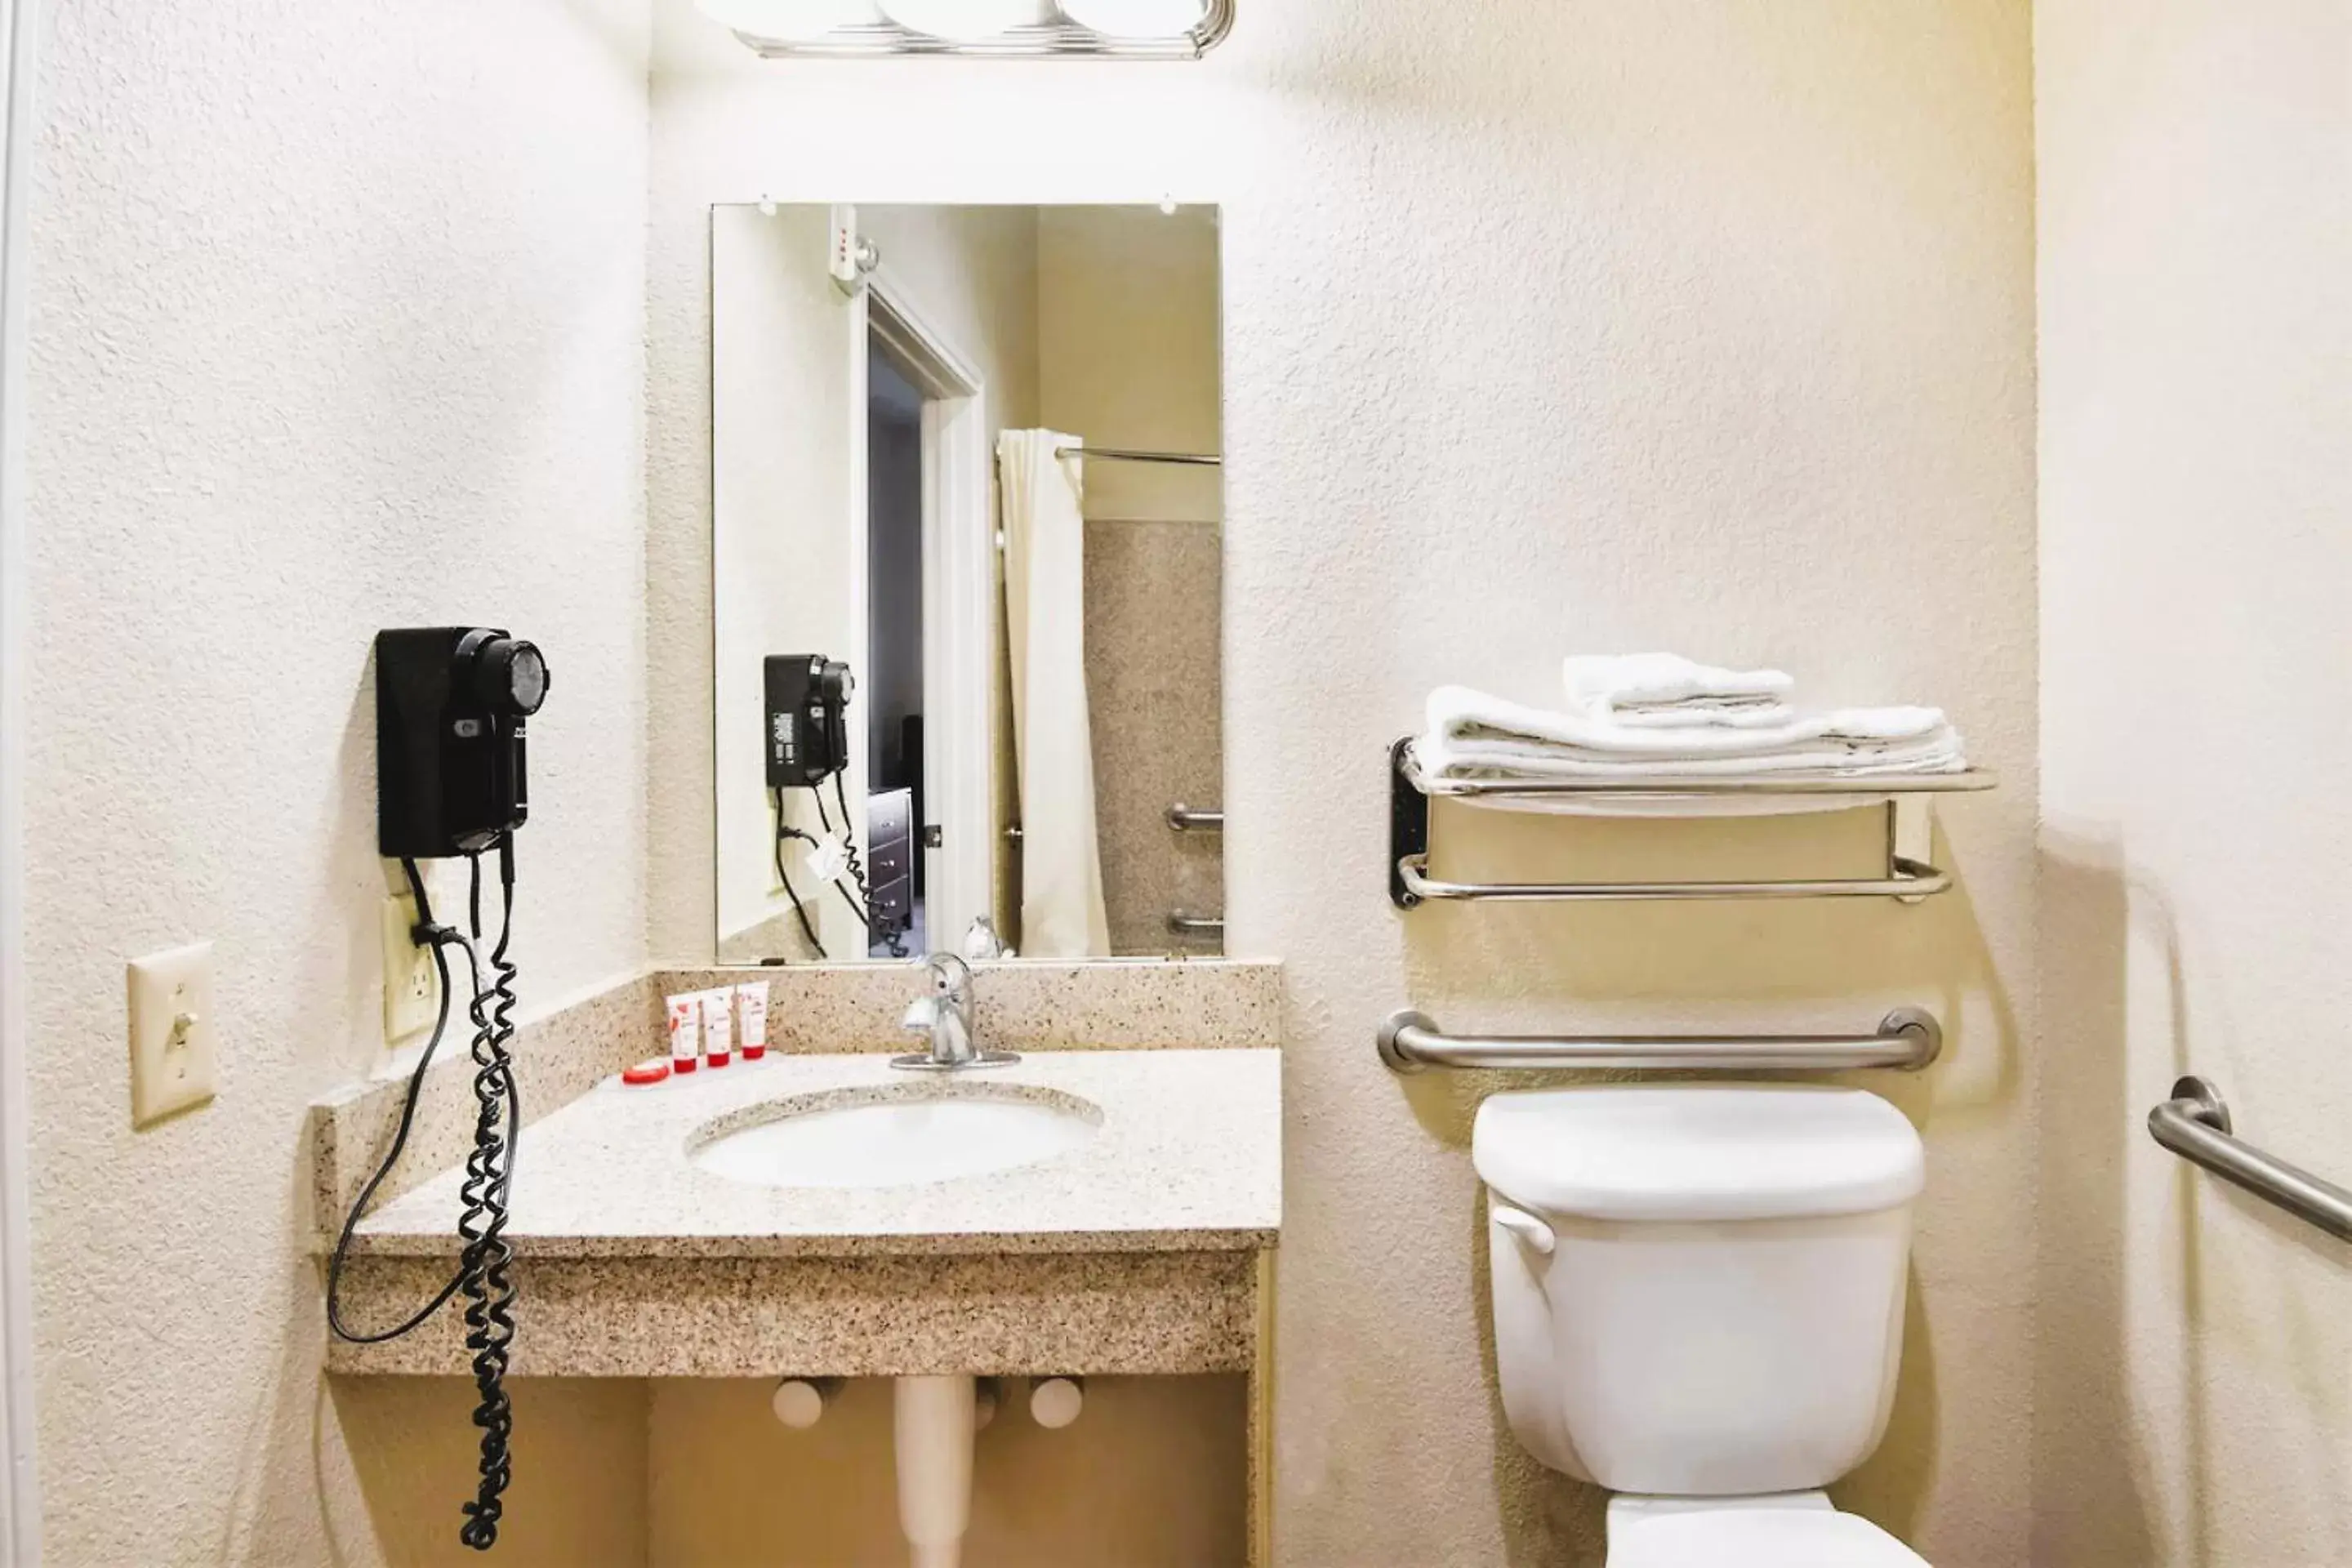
xmin=1475 ymin=1083 xmax=1931 ymax=1567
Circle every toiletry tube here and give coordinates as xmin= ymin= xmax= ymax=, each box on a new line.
xmin=701 ymin=987 xmax=734 ymax=1068
xmin=736 ymin=982 xmax=770 ymax=1061
xmin=666 ymin=992 xmax=701 ymax=1074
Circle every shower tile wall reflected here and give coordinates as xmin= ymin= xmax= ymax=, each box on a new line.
xmin=1085 ymin=515 xmax=1224 ymax=954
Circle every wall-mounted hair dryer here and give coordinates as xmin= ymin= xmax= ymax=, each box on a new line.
xmin=765 ymin=653 xmax=853 ymax=788
xmin=331 ymin=626 xmax=551 ymax=1553
xmin=376 ymin=626 xmax=549 ymax=857
xmin=763 ymin=654 xmax=872 ymax=958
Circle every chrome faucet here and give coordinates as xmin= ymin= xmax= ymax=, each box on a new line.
xmin=893 ymin=951 xmax=1018 ymax=1071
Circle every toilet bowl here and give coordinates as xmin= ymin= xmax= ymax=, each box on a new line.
xmin=1473 ymin=1084 xmax=1931 ymax=1566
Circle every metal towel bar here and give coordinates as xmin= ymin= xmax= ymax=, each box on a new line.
xmin=1377 ymin=1006 xmax=1941 ymax=1074
xmin=1166 ymin=911 xmax=1224 ymax=938
xmin=1388 ymin=737 xmax=1996 ymax=909
xmin=1055 ymin=446 xmax=1222 ymax=466
xmin=2148 ymin=1077 xmax=2352 ymax=1242
xmin=1166 ymin=803 xmax=1224 ymax=832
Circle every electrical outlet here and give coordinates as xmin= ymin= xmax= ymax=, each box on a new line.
xmin=381 ymin=892 xmax=441 ymax=1045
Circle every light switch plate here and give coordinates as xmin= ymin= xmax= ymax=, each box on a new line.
xmin=127 ymin=941 xmax=217 ymax=1127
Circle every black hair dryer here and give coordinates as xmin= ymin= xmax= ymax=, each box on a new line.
xmin=376 ymin=626 xmax=550 ymax=857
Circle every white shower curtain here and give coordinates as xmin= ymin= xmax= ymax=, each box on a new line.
xmin=997 ymin=430 xmax=1111 ymax=958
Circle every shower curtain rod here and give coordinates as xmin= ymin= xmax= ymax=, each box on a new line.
xmin=1054 ymin=445 xmax=1222 ymax=467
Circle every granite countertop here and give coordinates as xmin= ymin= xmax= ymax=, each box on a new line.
xmin=350 ymin=1048 xmax=1281 ymax=1259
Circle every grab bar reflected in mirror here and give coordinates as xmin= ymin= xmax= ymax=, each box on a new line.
xmin=1166 ymin=911 xmax=1223 ymax=937
xmin=1166 ymin=804 xmax=1223 ymax=832
xmin=2148 ymin=1076 xmax=2352 ymax=1242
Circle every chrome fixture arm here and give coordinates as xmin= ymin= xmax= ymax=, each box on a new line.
xmin=2148 ymin=1077 xmax=2352 ymax=1242
xmin=1166 ymin=911 xmax=1224 ymax=937
xmin=893 ymin=952 xmax=1018 ymax=1071
xmin=1377 ymin=1007 xmax=1942 ymax=1075
xmin=1165 ymin=803 xmax=1224 ymax=832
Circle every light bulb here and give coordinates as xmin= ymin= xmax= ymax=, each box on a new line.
xmin=697 ymin=0 xmax=884 ymax=40
xmin=1058 ymin=0 xmax=1208 ymax=35
xmin=880 ymin=0 xmax=1049 ymax=40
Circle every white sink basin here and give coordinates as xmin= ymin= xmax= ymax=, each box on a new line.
xmin=689 ymin=1086 xmax=1102 ymax=1191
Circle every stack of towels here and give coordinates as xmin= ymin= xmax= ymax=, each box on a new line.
xmin=1416 ymin=653 xmax=1966 ymax=782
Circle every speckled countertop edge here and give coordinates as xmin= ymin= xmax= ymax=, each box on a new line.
xmin=346 ymin=1047 xmax=1281 ymax=1260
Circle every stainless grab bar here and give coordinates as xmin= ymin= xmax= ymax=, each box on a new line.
xmin=1378 ymin=1006 xmax=1941 ymax=1074
xmin=1166 ymin=911 xmax=1224 ymax=937
xmin=2148 ymin=1077 xmax=2352 ymax=1242
xmin=1166 ymin=803 xmax=1224 ymax=832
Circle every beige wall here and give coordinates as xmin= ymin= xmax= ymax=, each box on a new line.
xmin=334 ymin=1379 xmax=649 ymax=1568
xmin=648 ymin=1376 xmax=1245 ymax=1566
xmin=24 ymin=0 xmax=653 ymax=1561
xmin=1036 ymin=206 xmax=1225 ymax=956
xmin=648 ymin=4 xmax=2038 ymax=1562
xmin=2034 ymin=3 xmax=2352 ymax=1562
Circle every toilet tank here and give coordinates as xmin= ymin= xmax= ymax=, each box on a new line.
xmin=1475 ymin=1085 xmax=1924 ymax=1498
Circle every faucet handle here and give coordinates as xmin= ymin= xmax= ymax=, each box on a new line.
xmin=921 ymin=950 xmax=975 ymax=1000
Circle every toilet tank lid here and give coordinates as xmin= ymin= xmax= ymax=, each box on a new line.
xmin=1472 ymin=1085 xmax=1924 ymax=1222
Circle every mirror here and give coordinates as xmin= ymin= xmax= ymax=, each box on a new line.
xmin=711 ymin=203 xmax=1224 ymax=965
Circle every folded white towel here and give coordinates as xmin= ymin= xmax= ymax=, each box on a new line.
xmin=1600 ymin=694 xmax=1797 ymax=730
xmin=1421 ymin=733 xmax=1967 ymax=779
xmin=1562 ymin=653 xmax=1794 ymax=725
xmin=1418 ymin=685 xmax=1966 ymax=780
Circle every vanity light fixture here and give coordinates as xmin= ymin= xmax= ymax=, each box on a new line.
xmin=695 ymin=0 xmax=1232 ymax=59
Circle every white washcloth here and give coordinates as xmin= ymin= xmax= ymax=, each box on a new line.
xmin=1418 ymin=685 xmax=1965 ymax=780
xmin=1562 ymin=653 xmax=1795 ymax=728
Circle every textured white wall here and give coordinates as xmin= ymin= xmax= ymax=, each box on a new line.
xmin=24 ymin=0 xmax=652 ymax=1560
xmin=2034 ymin=4 xmax=2352 ymax=1562
xmin=649 ymin=3 xmax=2038 ymax=1561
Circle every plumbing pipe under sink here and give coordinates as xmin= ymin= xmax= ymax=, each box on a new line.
xmin=895 ymin=1375 xmax=976 ymax=1568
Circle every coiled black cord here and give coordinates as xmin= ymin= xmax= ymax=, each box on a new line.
xmin=810 ymin=779 xmax=874 ymax=929
xmin=455 ymin=836 xmax=520 ymax=1550
xmin=771 ymin=785 xmax=827 ymax=959
xmin=323 ymin=851 xmax=519 ymax=1552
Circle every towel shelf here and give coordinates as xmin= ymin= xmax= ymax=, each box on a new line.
xmin=1388 ymin=737 xmax=1995 ymax=909
xmin=1377 ymin=1006 xmax=1942 ymax=1074
xmin=2148 ymin=1077 xmax=2352 ymax=1242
